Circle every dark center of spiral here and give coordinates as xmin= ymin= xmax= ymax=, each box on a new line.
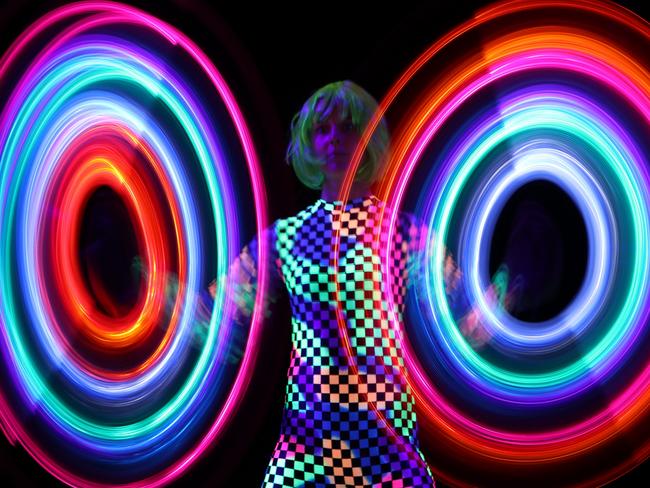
xmin=489 ymin=179 xmax=588 ymax=322
xmin=78 ymin=186 xmax=142 ymax=318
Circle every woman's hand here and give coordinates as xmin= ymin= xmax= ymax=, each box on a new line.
xmin=457 ymin=266 xmax=519 ymax=350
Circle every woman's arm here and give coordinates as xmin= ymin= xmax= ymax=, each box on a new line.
xmin=206 ymin=226 xmax=283 ymax=364
xmin=403 ymin=213 xmax=516 ymax=349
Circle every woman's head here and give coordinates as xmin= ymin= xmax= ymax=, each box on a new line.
xmin=286 ymin=81 xmax=389 ymax=190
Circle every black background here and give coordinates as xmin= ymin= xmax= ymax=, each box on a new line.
xmin=1 ymin=1 xmax=649 ymax=486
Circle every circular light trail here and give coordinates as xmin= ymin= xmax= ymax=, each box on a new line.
xmin=0 ymin=2 xmax=269 ymax=486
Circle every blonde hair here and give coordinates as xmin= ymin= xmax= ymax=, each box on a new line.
xmin=286 ymin=81 xmax=389 ymax=189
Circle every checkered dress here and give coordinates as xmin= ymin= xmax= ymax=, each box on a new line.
xmin=258 ymin=195 xmax=434 ymax=487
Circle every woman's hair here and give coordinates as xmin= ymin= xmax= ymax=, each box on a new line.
xmin=286 ymin=80 xmax=389 ymax=190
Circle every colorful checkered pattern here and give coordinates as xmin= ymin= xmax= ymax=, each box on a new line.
xmin=260 ymin=195 xmax=434 ymax=487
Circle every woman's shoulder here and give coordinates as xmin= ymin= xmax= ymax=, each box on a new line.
xmin=273 ymin=199 xmax=323 ymax=232
xmin=372 ymin=200 xmax=422 ymax=228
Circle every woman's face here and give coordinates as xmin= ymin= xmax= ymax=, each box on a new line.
xmin=311 ymin=103 xmax=361 ymax=178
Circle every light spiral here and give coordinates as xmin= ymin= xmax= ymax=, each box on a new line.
xmin=0 ymin=2 xmax=268 ymax=486
xmin=346 ymin=1 xmax=650 ymax=485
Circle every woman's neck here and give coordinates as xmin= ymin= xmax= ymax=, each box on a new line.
xmin=320 ymin=178 xmax=372 ymax=202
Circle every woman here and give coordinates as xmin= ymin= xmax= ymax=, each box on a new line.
xmin=222 ymin=80 xmax=437 ymax=486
